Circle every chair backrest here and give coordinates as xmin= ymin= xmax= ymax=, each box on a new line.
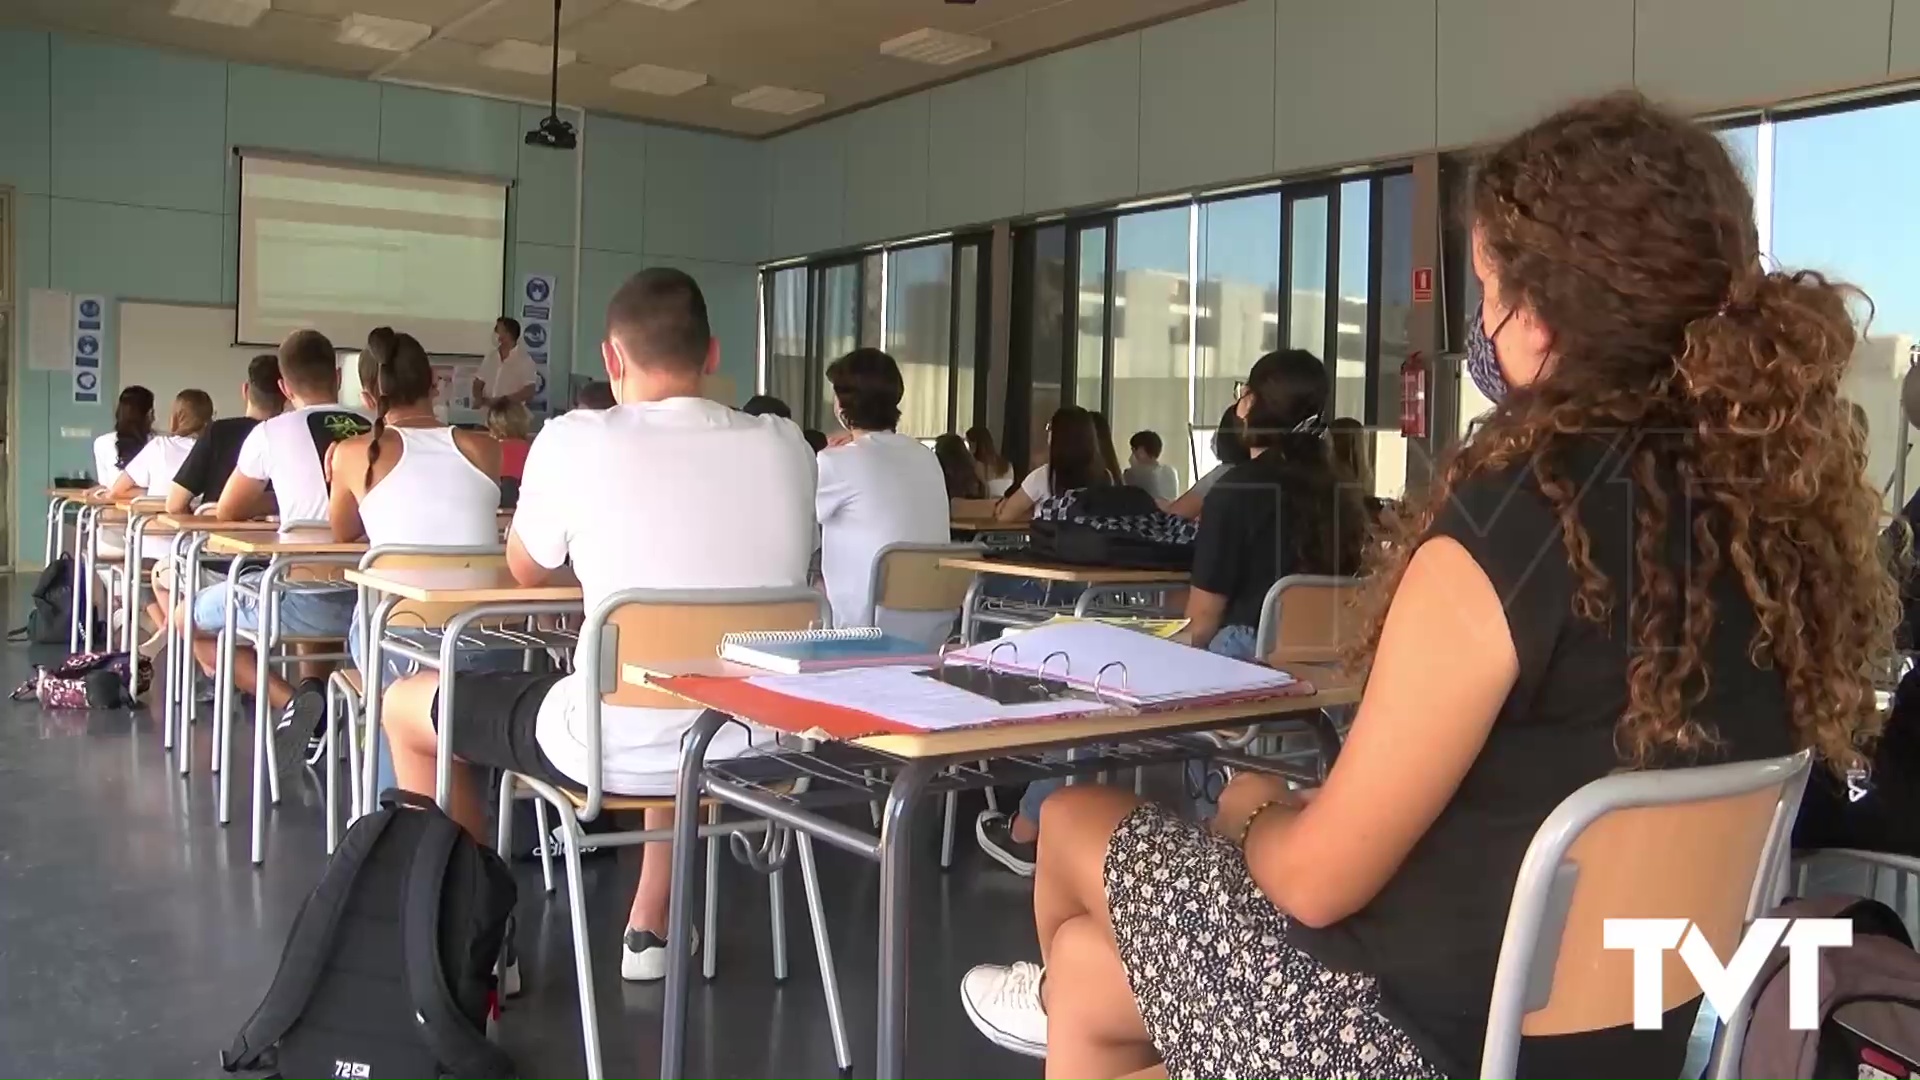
xmin=357 ymin=545 xmax=507 ymax=627
xmin=1254 ymin=574 xmax=1363 ymax=665
xmin=863 ymin=542 xmax=982 ymax=627
xmin=571 ymin=586 xmax=829 ymax=819
xmin=588 ymin=587 xmax=829 ymax=711
xmin=950 ymin=498 xmax=998 ymax=520
xmin=1478 ymin=751 xmax=1811 ymax=1079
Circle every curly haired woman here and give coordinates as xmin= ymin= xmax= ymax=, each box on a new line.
xmin=958 ymin=92 xmax=1898 ymax=1079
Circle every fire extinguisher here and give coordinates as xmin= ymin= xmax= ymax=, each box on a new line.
xmin=1400 ymin=350 xmax=1428 ymax=439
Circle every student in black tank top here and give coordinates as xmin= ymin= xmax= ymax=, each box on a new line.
xmin=958 ymin=93 xmax=1899 ymax=1079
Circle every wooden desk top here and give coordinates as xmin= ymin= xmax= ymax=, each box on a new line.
xmin=114 ymin=496 xmax=170 ymax=512
xmin=950 ymin=518 xmax=1030 ymax=534
xmin=52 ymin=488 xmax=117 ymax=505
xmin=937 ymin=555 xmax=1190 ymax=585
xmin=343 ymin=565 xmax=582 ymax=604
xmin=649 ymin=661 xmax=1356 ymax=760
xmin=206 ymin=527 xmax=369 ymax=556
xmin=155 ymin=515 xmax=281 ymax=533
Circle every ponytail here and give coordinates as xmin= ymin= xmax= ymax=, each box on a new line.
xmin=364 ymin=353 xmax=394 ymax=491
xmin=362 ymin=331 xmax=436 ymax=489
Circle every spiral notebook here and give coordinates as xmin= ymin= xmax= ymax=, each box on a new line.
xmin=718 ymin=627 xmax=941 ymax=674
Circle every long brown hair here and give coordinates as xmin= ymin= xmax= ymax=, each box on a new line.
xmin=170 ymin=389 xmax=214 ymax=439
xmin=1355 ymin=92 xmax=1896 ymax=772
xmin=934 ymin=433 xmax=986 ymax=500
xmin=1045 ymin=406 xmax=1110 ymax=494
xmin=363 ymin=333 xmax=435 ymax=489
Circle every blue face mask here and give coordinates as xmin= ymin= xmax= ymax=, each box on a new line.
xmin=1466 ymin=301 xmax=1516 ymax=401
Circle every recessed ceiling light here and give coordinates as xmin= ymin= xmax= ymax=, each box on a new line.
xmin=337 ymin=13 xmax=434 ymax=52
xmin=610 ymin=63 xmax=709 ymax=97
xmin=478 ymin=39 xmax=577 ymax=75
xmin=623 ymin=0 xmax=703 ymax=10
xmin=168 ymin=0 xmax=269 ymax=28
xmin=880 ymin=27 xmax=992 ymax=66
xmin=732 ymin=86 xmax=825 ymax=115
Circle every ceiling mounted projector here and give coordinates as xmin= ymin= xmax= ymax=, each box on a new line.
xmin=524 ymin=0 xmax=577 ymax=151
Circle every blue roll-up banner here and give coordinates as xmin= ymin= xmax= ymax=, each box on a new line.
xmin=73 ymin=295 xmax=107 ymax=404
xmin=517 ymin=272 xmax=556 ymax=414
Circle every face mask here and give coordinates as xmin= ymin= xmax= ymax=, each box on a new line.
xmin=1466 ymin=301 xmax=1516 ymax=401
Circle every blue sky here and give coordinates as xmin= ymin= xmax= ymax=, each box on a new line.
xmin=1757 ymin=102 xmax=1920 ymax=337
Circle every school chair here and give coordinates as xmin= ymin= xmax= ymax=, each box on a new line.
xmin=950 ymin=497 xmax=999 ymax=519
xmin=520 ymin=585 xmax=850 ymax=1080
xmin=321 ymin=545 xmax=536 ymax=857
xmin=858 ymin=541 xmax=1004 ymax=865
xmin=1792 ymin=848 xmax=1920 ymax=938
xmin=1479 ymin=750 xmax=1811 ymax=1079
xmin=1203 ymin=574 xmax=1365 ymax=780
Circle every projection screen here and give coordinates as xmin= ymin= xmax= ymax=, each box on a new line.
xmin=236 ymin=152 xmax=508 ymax=354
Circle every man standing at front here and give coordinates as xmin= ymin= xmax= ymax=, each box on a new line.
xmin=380 ymin=268 xmax=817 ymax=978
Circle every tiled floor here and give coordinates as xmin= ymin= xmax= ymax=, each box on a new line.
xmin=0 ymin=579 xmax=1043 ymax=1078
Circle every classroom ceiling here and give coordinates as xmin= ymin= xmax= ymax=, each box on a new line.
xmin=3 ymin=0 xmax=1231 ymax=137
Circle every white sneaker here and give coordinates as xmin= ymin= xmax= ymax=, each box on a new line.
xmin=960 ymin=961 xmax=1047 ymax=1058
xmin=136 ymin=625 xmax=168 ymax=659
xmin=621 ymin=925 xmax=699 ymax=982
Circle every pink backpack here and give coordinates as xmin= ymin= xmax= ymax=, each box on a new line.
xmin=1740 ymin=894 xmax=1920 ymax=1078
xmin=11 ymin=650 xmax=152 ymax=709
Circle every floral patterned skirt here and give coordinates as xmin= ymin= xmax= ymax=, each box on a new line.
xmin=1104 ymin=804 xmax=1445 ymax=1079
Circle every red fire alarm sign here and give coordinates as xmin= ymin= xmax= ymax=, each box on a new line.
xmin=1412 ymin=267 xmax=1434 ymax=303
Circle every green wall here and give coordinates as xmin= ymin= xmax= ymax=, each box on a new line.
xmin=2 ymin=28 xmax=769 ymax=564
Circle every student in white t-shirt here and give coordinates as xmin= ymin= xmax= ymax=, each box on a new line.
xmin=108 ymin=388 xmax=212 ymax=559
xmin=475 ymin=317 xmax=539 ymax=408
xmin=92 ymin=385 xmax=155 ymax=487
xmin=180 ymin=329 xmax=371 ymax=776
xmin=815 ymin=348 xmax=951 ymax=643
xmin=381 ymin=269 xmax=817 ymax=981
xmin=993 ymin=404 xmax=1112 ymax=522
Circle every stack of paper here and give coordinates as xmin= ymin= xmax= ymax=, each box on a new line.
xmin=745 ymin=668 xmax=1105 ymax=732
xmin=946 ymin=621 xmax=1294 ymax=706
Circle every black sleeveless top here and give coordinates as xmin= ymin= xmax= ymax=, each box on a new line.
xmin=1290 ymin=435 xmax=1794 ymax=1077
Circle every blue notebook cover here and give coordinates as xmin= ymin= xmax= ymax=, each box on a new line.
xmin=720 ymin=630 xmax=939 ymax=674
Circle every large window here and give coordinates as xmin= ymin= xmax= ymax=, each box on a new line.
xmin=758 ymin=234 xmax=989 ymax=435
xmin=1016 ymin=168 xmax=1412 ymax=495
xmin=1769 ymin=101 xmax=1919 ymax=509
xmin=1111 ymin=208 xmax=1194 ymax=482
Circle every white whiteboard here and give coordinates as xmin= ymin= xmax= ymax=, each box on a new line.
xmin=119 ymin=302 xmax=267 ymax=420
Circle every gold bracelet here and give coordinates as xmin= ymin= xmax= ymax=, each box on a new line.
xmin=1235 ymin=799 xmax=1284 ymax=847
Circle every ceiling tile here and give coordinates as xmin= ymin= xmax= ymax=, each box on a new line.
xmin=0 ymin=0 xmax=1226 ymax=135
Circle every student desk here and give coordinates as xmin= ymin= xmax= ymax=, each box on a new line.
xmin=203 ymin=528 xmax=370 ymax=863
xmin=948 ymin=517 xmax=1029 ymax=539
xmin=156 ymin=517 xmax=280 ymax=771
xmin=936 ymin=554 xmax=1191 ymax=643
xmin=647 ymin=662 xmax=1359 ymax=1080
xmin=55 ymin=488 xmax=120 ymax=651
xmin=44 ymin=485 xmax=100 ymax=568
xmin=343 ymin=565 xmax=582 ymax=817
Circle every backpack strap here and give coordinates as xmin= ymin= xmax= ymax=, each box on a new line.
xmin=402 ymin=808 xmax=517 ymax=1079
xmin=222 ymin=809 xmax=399 ymax=1073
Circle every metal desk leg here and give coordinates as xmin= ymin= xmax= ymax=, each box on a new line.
xmin=660 ymin=709 xmax=728 ymax=1080
xmin=43 ymin=496 xmax=64 ymax=573
xmin=252 ymin=559 xmax=287 ymax=866
xmin=432 ymin=609 xmax=476 ymax=810
xmin=877 ymin=761 xmax=939 ymax=1079
xmin=215 ymin=558 xmax=249 ymax=821
xmin=359 ymin=594 xmax=400 ymax=816
xmin=161 ymin=531 xmax=184 ymax=753
xmin=178 ymin=533 xmax=208 ymax=777
xmin=124 ymin=516 xmax=147 ymax=657
xmin=959 ymin=575 xmax=984 ymax=645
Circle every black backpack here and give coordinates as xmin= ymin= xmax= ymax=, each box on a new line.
xmin=1024 ymin=486 xmax=1198 ymax=570
xmin=9 ymin=554 xmax=78 ymax=645
xmin=224 ymin=792 xmax=519 ymax=1080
